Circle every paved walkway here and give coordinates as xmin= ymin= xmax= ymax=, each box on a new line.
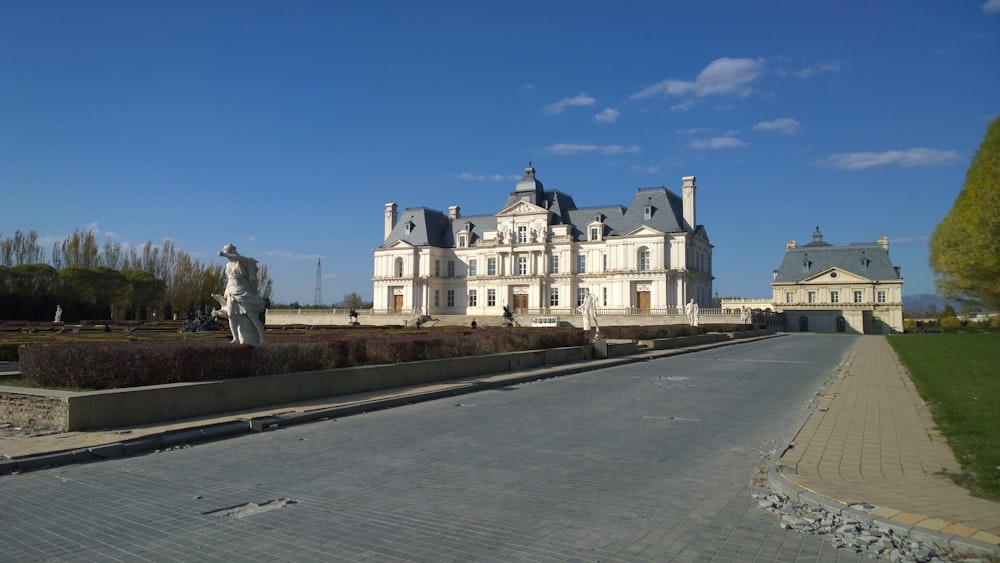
xmin=3 ymin=334 xmax=1000 ymax=556
xmin=775 ymin=335 xmax=1000 ymax=552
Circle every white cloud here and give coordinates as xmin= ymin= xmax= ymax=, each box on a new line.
xmin=546 ymin=143 xmax=640 ymax=155
xmin=817 ymin=148 xmax=961 ymax=169
xmin=629 ymin=57 xmax=766 ymax=109
xmin=794 ymin=61 xmax=841 ymax=78
xmin=984 ymin=0 xmax=1000 ymax=13
xmin=629 ymin=164 xmax=661 ymax=174
xmin=594 ymin=108 xmax=619 ymax=123
xmin=687 ymin=136 xmax=747 ymax=150
xmin=752 ymin=117 xmax=801 ymax=134
xmin=454 ymin=172 xmax=512 ymax=182
xmin=265 ymin=250 xmax=322 ymax=261
xmin=542 ymin=92 xmax=597 ymax=115
xmin=677 ymin=127 xmax=711 ymax=136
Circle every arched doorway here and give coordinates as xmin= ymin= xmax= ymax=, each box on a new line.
xmin=798 ymin=316 xmax=809 ymax=332
xmin=836 ymin=316 xmax=846 ymax=332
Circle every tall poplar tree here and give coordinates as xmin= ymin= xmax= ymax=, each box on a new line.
xmin=929 ymin=116 xmax=1000 ymax=309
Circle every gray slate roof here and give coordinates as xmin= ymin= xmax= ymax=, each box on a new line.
xmin=382 ymin=185 xmax=695 ymax=249
xmin=773 ymin=230 xmax=901 ymax=283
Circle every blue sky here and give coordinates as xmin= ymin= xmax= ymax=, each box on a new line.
xmin=2 ymin=1 xmax=998 ymax=305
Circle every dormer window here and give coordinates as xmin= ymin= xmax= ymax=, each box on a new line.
xmin=643 ymin=205 xmax=653 ymax=220
xmin=404 ymin=220 xmax=414 ymax=236
xmin=590 ymin=227 xmax=599 ymax=241
xmin=459 ymin=235 xmax=466 ymax=247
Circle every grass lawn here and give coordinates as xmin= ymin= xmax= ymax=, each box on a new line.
xmin=888 ymin=333 xmax=1000 ymax=501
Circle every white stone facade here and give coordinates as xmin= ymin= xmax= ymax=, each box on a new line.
xmin=770 ymin=229 xmax=904 ymax=334
xmin=372 ymin=165 xmax=713 ymax=318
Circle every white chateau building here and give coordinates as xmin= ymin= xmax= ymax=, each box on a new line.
xmin=770 ymin=227 xmax=904 ymax=334
xmin=372 ymin=164 xmax=713 ymax=318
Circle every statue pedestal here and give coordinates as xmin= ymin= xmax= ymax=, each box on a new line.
xmin=593 ymin=333 xmax=607 ymax=359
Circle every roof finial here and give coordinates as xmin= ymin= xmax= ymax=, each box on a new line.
xmin=812 ymin=226 xmax=823 ymax=242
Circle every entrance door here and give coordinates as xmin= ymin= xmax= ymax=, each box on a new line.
xmin=393 ymin=294 xmax=404 ymax=311
xmin=798 ymin=316 xmax=809 ymax=332
xmin=513 ymin=293 xmax=528 ymax=313
xmin=836 ymin=316 xmax=846 ymax=332
xmin=636 ymin=291 xmax=650 ymax=311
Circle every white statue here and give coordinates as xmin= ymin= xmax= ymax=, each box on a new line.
xmin=213 ymin=244 xmax=266 ymax=345
xmin=577 ymin=290 xmax=600 ymax=332
xmin=685 ymin=299 xmax=700 ymax=326
xmin=54 ymin=305 xmax=62 ymax=323
xmin=740 ymin=306 xmax=750 ymax=325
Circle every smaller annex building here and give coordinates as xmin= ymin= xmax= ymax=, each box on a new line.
xmin=771 ymin=227 xmax=903 ymax=334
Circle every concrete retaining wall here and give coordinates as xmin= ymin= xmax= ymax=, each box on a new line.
xmin=4 ymin=346 xmax=592 ymax=432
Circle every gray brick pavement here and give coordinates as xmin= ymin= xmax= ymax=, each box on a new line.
xmin=0 ymin=335 xmax=873 ymax=562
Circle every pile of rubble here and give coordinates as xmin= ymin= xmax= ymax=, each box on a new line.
xmin=754 ymin=491 xmax=969 ymax=562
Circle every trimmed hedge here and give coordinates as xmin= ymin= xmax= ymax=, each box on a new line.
xmin=18 ymin=327 xmax=590 ymax=390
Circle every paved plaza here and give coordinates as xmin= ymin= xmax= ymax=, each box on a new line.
xmin=1 ymin=334 xmax=998 ymax=561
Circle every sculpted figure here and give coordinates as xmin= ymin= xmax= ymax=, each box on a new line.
xmin=577 ymin=290 xmax=599 ymax=332
xmin=741 ymin=306 xmax=750 ymax=325
xmin=54 ymin=305 xmax=62 ymax=323
xmin=685 ymin=299 xmax=700 ymax=326
xmin=213 ymin=244 xmax=266 ymax=345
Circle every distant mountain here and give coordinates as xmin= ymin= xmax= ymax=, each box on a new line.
xmin=902 ymin=293 xmax=963 ymax=312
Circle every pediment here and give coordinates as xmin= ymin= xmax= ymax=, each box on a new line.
xmin=620 ymin=225 xmax=666 ymax=237
xmin=382 ymin=239 xmax=417 ymax=250
xmin=496 ymin=201 xmax=549 ymax=217
xmin=800 ymin=268 xmax=872 ymax=284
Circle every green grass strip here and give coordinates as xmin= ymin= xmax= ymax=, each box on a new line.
xmin=888 ymin=334 xmax=1000 ymax=501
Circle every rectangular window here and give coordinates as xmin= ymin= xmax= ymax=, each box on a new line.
xmin=590 ymin=227 xmax=598 ymax=241
xmin=808 ymin=291 xmax=816 ymax=304
xmin=487 ymin=257 xmax=496 ymax=276
xmin=434 ymin=260 xmax=441 ymax=277
xmin=602 ymin=287 xmax=608 ymax=306
xmin=468 ymin=259 xmax=477 ymax=277
xmin=487 ymin=289 xmax=496 ymax=307
xmin=877 ymin=290 xmax=886 ymax=303
xmin=785 ymin=292 xmax=793 ymax=304
xmin=517 ymin=256 xmax=527 ymax=276
xmin=830 ymin=291 xmax=839 ymax=303
xmin=854 ymin=290 xmax=863 ymax=303
xmin=446 ymin=290 xmax=455 ymax=307
xmin=434 ymin=290 xmax=440 ymax=307
xmin=577 ymin=288 xmax=587 ymax=307
xmin=549 ymin=287 xmax=559 ymax=307
xmin=602 ymin=254 xmax=608 ymax=272
xmin=639 ymin=250 xmax=650 ymax=271
xmin=468 ymin=290 xmax=477 ymax=307
xmin=517 ymin=225 xmax=528 ymax=244
xmin=577 ymin=255 xmax=586 ymax=274
xmin=549 ymin=255 xmax=559 ymax=274
xmin=447 ymin=260 xmax=455 ymax=278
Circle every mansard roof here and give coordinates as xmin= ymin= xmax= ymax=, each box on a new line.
xmin=772 ymin=229 xmax=901 ymax=284
xmin=380 ymin=168 xmax=697 ymax=249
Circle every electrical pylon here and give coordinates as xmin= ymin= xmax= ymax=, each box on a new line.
xmin=313 ymin=257 xmax=323 ymax=306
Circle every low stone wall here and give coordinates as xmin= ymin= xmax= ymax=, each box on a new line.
xmin=0 ymin=388 xmax=74 ymax=430
xmin=3 ymin=346 xmax=593 ymax=432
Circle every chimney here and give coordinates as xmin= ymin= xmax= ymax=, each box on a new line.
xmin=682 ymin=176 xmax=696 ymax=232
xmin=384 ymin=203 xmax=397 ymax=240
xmin=448 ymin=206 xmax=460 ymax=221
xmin=878 ymin=236 xmax=889 ymax=251
xmin=786 ymin=240 xmax=797 ymax=249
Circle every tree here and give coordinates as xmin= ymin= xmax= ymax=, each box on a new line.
xmin=341 ymin=292 xmax=364 ymax=310
xmin=930 ymin=116 xmax=1000 ymax=309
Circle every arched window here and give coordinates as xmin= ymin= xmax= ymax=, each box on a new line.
xmin=394 ymin=257 xmax=404 ymax=278
xmin=638 ymin=247 xmax=651 ymax=271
